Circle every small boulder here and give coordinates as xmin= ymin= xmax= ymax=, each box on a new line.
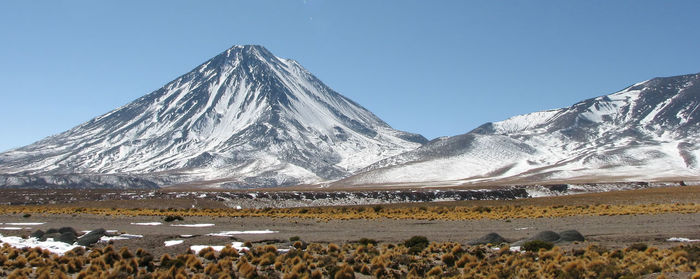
xmin=468 ymin=232 xmax=507 ymax=245
xmin=58 ymin=227 xmax=77 ymax=235
xmin=30 ymin=229 xmax=45 ymax=239
xmin=559 ymin=230 xmax=584 ymax=242
xmin=76 ymin=228 xmax=106 ymax=246
xmin=57 ymin=232 xmax=77 ymax=244
xmin=45 ymin=228 xmax=59 ymax=234
xmin=530 ymin=231 xmax=561 ymax=242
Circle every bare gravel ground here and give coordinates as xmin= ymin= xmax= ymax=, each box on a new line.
xmin=1 ymin=212 xmax=698 ymax=258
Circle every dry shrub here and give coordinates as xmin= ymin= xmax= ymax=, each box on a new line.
xmin=441 ymin=252 xmax=456 ymax=266
xmin=219 ymin=245 xmax=239 ymax=259
xmin=204 ymin=262 xmax=221 ymax=276
xmin=198 ymin=247 xmax=215 ymax=258
xmin=310 ymin=269 xmax=323 ymax=279
xmin=7 ymin=255 xmax=28 ymax=269
xmin=426 ymin=265 xmax=443 ymax=276
xmin=359 ymin=263 xmax=370 ymax=275
xmin=236 ymin=258 xmax=257 ymax=279
xmin=187 ymin=257 xmax=204 ymax=270
xmin=333 ymin=263 xmax=355 ymax=279
xmin=328 ymin=243 xmax=340 ymax=253
xmin=561 ymin=260 xmax=585 ymax=278
xmin=263 ymin=245 xmax=278 ymax=254
xmin=119 ymin=247 xmax=134 ymax=259
xmin=7 ymin=268 xmax=29 ymax=279
xmin=203 ymin=250 xmax=216 ymax=261
xmin=258 ymin=252 xmax=277 ymax=266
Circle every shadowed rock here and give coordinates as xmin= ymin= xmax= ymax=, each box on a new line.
xmin=559 ymin=230 xmax=584 ymax=242
xmin=468 ymin=232 xmax=507 ymax=245
xmin=57 ymin=232 xmax=77 ymax=244
xmin=76 ymin=228 xmax=106 ymax=246
xmin=30 ymin=229 xmax=44 ymax=239
xmin=58 ymin=227 xmax=77 ymax=236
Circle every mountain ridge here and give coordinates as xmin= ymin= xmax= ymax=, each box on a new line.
xmin=336 ymin=72 xmax=700 ymax=187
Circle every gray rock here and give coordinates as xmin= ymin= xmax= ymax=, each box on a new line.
xmin=76 ymin=228 xmax=106 ymax=246
xmin=57 ymin=232 xmax=77 ymax=244
xmin=468 ymin=232 xmax=507 ymax=245
xmin=530 ymin=231 xmax=561 ymax=242
xmin=58 ymin=227 xmax=77 ymax=236
xmin=559 ymin=230 xmax=584 ymax=242
xmin=30 ymin=229 xmax=45 ymax=239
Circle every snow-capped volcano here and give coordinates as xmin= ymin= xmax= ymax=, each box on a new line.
xmin=0 ymin=45 xmax=427 ymax=188
xmin=338 ymin=73 xmax=700 ymax=187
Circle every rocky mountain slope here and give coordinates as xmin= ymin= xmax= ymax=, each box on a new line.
xmin=0 ymin=45 xmax=426 ymax=188
xmin=337 ymin=73 xmax=700 ymax=187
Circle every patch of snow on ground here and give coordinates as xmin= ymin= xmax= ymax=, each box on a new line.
xmin=131 ymin=222 xmax=162 ymax=226
xmin=164 ymin=240 xmax=184 ymax=247
xmin=5 ymin=222 xmax=45 ymax=226
xmin=0 ymin=227 xmax=24 ymax=230
xmin=667 ymin=237 xmax=700 ymax=242
xmin=0 ymin=234 xmax=81 ymax=255
xmin=171 ymin=224 xmax=215 ymax=228
xmin=207 ymin=230 xmax=278 ymax=237
xmin=100 ymin=234 xmax=143 ymax=242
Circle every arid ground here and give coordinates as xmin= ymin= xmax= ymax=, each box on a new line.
xmin=0 ymin=186 xmax=698 ymax=278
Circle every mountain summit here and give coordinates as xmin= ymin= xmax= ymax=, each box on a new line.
xmin=0 ymin=45 xmax=427 ymax=188
xmin=339 ymin=73 xmax=700 ymax=187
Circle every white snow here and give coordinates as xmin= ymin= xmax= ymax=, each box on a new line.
xmin=667 ymin=237 xmax=700 ymax=243
xmin=492 ymin=109 xmax=562 ymax=134
xmin=207 ymin=230 xmax=278 ymax=237
xmin=164 ymin=240 xmax=184 ymax=247
xmin=0 ymin=234 xmax=81 ymax=255
xmin=5 ymin=222 xmax=45 ymax=226
xmin=170 ymin=224 xmax=215 ymax=228
xmin=100 ymin=234 xmax=143 ymax=242
xmin=0 ymin=227 xmax=24 ymax=230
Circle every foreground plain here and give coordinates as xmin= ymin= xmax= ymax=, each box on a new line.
xmin=0 ymin=186 xmax=698 ymax=278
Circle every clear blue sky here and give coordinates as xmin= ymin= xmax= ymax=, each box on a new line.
xmin=1 ymin=1 xmax=699 ymax=152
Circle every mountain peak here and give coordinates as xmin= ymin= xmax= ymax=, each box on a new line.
xmin=218 ymin=45 xmax=277 ymax=62
xmin=0 ymin=45 xmax=426 ymax=189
